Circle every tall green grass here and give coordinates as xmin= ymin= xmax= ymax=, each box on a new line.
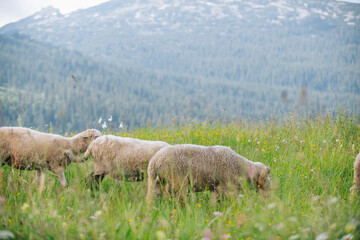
xmin=0 ymin=113 xmax=359 ymax=239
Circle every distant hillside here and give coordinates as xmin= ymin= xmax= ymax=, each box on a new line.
xmin=0 ymin=0 xmax=359 ymax=130
xmin=0 ymin=33 xmax=307 ymax=131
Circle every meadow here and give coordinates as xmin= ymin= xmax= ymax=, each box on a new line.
xmin=0 ymin=113 xmax=359 ymax=240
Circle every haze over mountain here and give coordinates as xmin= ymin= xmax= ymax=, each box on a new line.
xmin=0 ymin=0 xmax=359 ymax=131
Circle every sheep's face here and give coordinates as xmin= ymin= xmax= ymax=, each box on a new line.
xmin=79 ymin=129 xmax=102 ymax=141
xmin=257 ymin=167 xmax=271 ymax=191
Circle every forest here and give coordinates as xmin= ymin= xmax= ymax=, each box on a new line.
xmin=0 ymin=22 xmax=359 ymax=131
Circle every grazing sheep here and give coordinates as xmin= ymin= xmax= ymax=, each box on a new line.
xmin=70 ymin=135 xmax=170 ymax=189
xmin=0 ymin=127 xmax=102 ymax=186
xmin=146 ymin=144 xmax=271 ymax=203
xmin=350 ymin=153 xmax=360 ymax=200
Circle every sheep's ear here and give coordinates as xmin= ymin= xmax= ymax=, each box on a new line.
xmin=260 ymin=167 xmax=270 ymax=178
xmin=78 ymin=130 xmax=90 ymax=138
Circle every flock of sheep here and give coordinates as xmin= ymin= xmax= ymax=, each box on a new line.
xmin=0 ymin=127 xmax=359 ymax=203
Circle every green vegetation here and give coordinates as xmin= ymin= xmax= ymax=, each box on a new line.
xmin=1 ymin=113 xmax=359 ymax=239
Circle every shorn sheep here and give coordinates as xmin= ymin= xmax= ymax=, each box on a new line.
xmin=146 ymin=144 xmax=271 ymax=203
xmin=70 ymin=135 xmax=170 ymax=189
xmin=0 ymin=127 xmax=101 ymax=186
xmin=350 ymin=153 xmax=360 ymax=200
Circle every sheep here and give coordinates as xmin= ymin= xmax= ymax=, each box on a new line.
xmin=68 ymin=135 xmax=170 ymax=189
xmin=350 ymin=153 xmax=360 ymax=200
xmin=0 ymin=127 xmax=102 ymax=186
xmin=146 ymin=144 xmax=271 ymax=203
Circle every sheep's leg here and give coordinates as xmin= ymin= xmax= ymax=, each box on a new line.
xmin=32 ymin=170 xmax=41 ymax=184
xmin=53 ymin=169 xmax=67 ymax=187
xmin=85 ymin=172 xmax=104 ymax=191
xmin=146 ymin=175 xmax=161 ymax=205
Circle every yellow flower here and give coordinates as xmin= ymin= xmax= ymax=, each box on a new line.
xmin=8 ymin=218 xmax=12 ymax=223
xmin=228 ymin=220 xmax=232 ymax=224
xmin=128 ymin=218 xmax=132 ymax=222
xmin=197 ymin=204 xmax=201 ymax=208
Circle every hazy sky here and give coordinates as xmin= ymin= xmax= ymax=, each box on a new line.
xmin=0 ymin=0 xmax=359 ymax=27
xmin=0 ymin=0 xmax=109 ymax=27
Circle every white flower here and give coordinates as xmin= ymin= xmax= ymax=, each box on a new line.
xmin=323 ymin=140 xmax=326 ymax=143
xmin=94 ymin=210 xmax=102 ymax=217
xmin=119 ymin=121 xmax=124 ymax=128
xmin=274 ymin=158 xmax=277 ymax=162
xmin=336 ymin=139 xmax=339 ymax=142
xmin=108 ymin=115 xmax=112 ymax=122
xmin=102 ymin=121 xmax=107 ymax=129
xmin=341 ymin=234 xmax=353 ymax=240
xmin=289 ymin=234 xmax=300 ymax=240
xmin=98 ymin=117 xmax=102 ymax=124
xmin=267 ymin=203 xmax=276 ymax=210
xmin=316 ymin=232 xmax=328 ymax=240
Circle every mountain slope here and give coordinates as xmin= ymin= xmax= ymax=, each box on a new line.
xmin=0 ymin=0 xmax=359 ymax=130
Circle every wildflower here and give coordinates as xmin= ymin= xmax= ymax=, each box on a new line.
xmin=345 ymin=221 xmax=356 ymax=233
xmin=98 ymin=117 xmax=102 ymax=124
xmin=0 ymin=230 xmax=15 ymax=239
xmin=336 ymin=139 xmax=339 ymax=142
xmin=108 ymin=115 xmax=112 ymax=121
xmin=323 ymin=140 xmax=326 ymax=143
xmin=128 ymin=218 xmax=132 ymax=222
xmin=202 ymin=229 xmax=214 ymax=239
xmin=315 ymin=232 xmax=328 ymax=240
xmin=21 ymin=203 xmax=30 ymax=211
xmin=119 ymin=121 xmax=124 ymax=128
xmin=228 ymin=220 xmax=232 ymax=224
xmin=238 ymin=222 xmax=243 ymax=228
xmin=102 ymin=121 xmax=107 ymax=129
xmin=267 ymin=203 xmax=276 ymax=210
xmin=89 ymin=216 xmax=95 ymax=219
xmin=220 ymin=234 xmax=231 ymax=239
xmin=328 ymin=197 xmax=339 ymax=205
xmin=156 ymin=231 xmax=166 ymax=240
xmin=94 ymin=210 xmax=102 ymax=217
xmin=61 ymin=197 xmax=64 ymax=200
xmin=289 ymin=234 xmax=300 ymax=240
xmin=274 ymin=158 xmax=277 ymax=162
xmin=248 ymin=140 xmax=251 ymax=142
xmin=197 ymin=203 xmax=201 ymax=208
xmin=213 ymin=211 xmax=224 ymax=216
xmin=341 ymin=234 xmax=354 ymax=240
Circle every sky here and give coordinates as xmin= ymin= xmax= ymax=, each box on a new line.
xmin=0 ymin=0 xmax=109 ymax=27
xmin=0 ymin=0 xmax=359 ymax=27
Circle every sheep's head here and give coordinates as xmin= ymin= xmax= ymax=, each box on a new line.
xmin=74 ymin=129 xmax=102 ymax=152
xmin=249 ymin=163 xmax=271 ymax=191
xmin=257 ymin=167 xmax=271 ymax=191
xmin=79 ymin=129 xmax=102 ymax=141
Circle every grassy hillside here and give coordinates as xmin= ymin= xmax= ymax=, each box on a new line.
xmin=0 ymin=113 xmax=359 ymax=239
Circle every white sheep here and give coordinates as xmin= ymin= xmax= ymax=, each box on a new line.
xmin=350 ymin=153 xmax=360 ymax=200
xmin=69 ymin=135 xmax=170 ymax=189
xmin=0 ymin=127 xmax=102 ymax=186
xmin=146 ymin=144 xmax=271 ymax=203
